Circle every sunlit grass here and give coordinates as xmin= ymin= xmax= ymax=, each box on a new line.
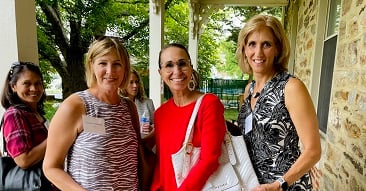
xmin=224 ymin=108 xmax=239 ymax=122
xmin=45 ymin=101 xmax=241 ymax=123
xmin=44 ymin=100 xmax=60 ymax=121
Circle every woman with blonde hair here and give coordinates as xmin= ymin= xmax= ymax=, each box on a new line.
xmin=236 ymin=15 xmax=321 ymax=191
xmin=43 ymin=36 xmax=144 ymax=190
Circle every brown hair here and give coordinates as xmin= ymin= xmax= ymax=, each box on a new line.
xmin=158 ymin=43 xmax=191 ymax=69
xmin=119 ymin=69 xmax=146 ymax=102
xmin=158 ymin=43 xmax=200 ymax=90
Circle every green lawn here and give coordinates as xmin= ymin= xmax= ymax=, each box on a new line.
xmin=45 ymin=101 xmax=241 ymax=123
xmin=224 ymin=108 xmax=239 ymax=122
xmin=44 ymin=100 xmax=60 ymax=121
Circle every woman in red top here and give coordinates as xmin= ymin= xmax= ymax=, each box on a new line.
xmin=151 ymin=43 xmax=226 ymax=191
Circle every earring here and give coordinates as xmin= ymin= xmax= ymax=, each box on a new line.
xmin=188 ymin=75 xmax=196 ymax=91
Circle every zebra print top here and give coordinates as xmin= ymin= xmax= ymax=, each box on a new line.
xmin=66 ymin=90 xmax=139 ymax=191
xmin=238 ymin=72 xmax=312 ymax=191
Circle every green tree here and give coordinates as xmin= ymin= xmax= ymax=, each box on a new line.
xmin=36 ymin=0 xmax=152 ymax=98
xmin=163 ymin=2 xmax=223 ymax=80
xmin=225 ymin=6 xmax=282 ymax=43
xmin=36 ymin=0 xmax=281 ymax=98
xmin=216 ymin=41 xmax=243 ymax=79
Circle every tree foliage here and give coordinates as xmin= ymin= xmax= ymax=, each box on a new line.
xmin=36 ymin=0 xmax=151 ymax=98
xmin=163 ymin=1 xmax=221 ymax=80
xmin=225 ymin=6 xmax=282 ymax=43
xmin=35 ymin=0 xmax=282 ymax=98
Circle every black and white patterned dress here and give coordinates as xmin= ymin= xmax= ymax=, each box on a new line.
xmin=67 ymin=90 xmax=139 ymax=190
xmin=238 ymin=72 xmax=312 ymax=191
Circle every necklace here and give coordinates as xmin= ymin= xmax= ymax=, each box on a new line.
xmin=252 ymin=72 xmax=278 ymax=99
xmin=253 ymin=92 xmax=260 ymax=98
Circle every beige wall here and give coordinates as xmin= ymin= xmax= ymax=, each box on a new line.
xmin=0 ymin=0 xmax=39 ymax=116
xmin=287 ymin=0 xmax=366 ymax=190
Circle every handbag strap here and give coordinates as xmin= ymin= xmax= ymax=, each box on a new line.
xmin=123 ymin=97 xmax=142 ymax=142
xmin=1 ymin=116 xmax=6 ymax=156
xmin=182 ymin=94 xmax=205 ymax=146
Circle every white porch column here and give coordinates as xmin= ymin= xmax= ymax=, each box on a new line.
xmin=149 ymin=0 xmax=164 ymax=108
xmin=188 ymin=0 xmax=198 ymax=70
xmin=188 ymin=1 xmax=222 ymax=70
xmin=0 ymin=0 xmax=38 ymax=114
xmin=188 ymin=1 xmax=202 ymax=70
xmin=188 ymin=35 xmax=199 ymax=70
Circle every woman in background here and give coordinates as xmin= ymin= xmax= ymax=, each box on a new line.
xmin=1 ymin=61 xmax=54 ymax=190
xmin=120 ymin=69 xmax=155 ymax=137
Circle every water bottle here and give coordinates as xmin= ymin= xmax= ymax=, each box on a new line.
xmin=140 ymin=111 xmax=150 ymax=137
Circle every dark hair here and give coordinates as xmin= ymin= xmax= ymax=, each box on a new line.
xmin=158 ymin=43 xmax=201 ymax=91
xmin=191 ymin=69 xmax=200 ymax=90
xmin=158 ymin=43 xmax=191 ymax=69
xmin=1 ymin=62 xmax=46 ymax=115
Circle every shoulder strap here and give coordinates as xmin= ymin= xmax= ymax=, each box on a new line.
xmin=124 ymin=97 xmax=142 ymax=142
xmin=1 ymin=116 xmax=6 ymax=156
xmin=182 ymin=94 xmax=205 ymax=145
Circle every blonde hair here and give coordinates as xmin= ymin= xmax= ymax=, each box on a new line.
xmin=85 ymin=36 xmax=131 ymax=89
xmin=236 ymin=15 xmax=290 ymax=74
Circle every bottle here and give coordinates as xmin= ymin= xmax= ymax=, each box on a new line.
xmin=140 ymin=111 xmax=150 ymax=137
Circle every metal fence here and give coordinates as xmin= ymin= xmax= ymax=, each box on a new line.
xmin=163 ymin=78 xmax=248 ymax=109
xmin=201 ymin=79 xmax=247 ymax=109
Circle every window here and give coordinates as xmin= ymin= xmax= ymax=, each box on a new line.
xmin=317 ymin=0 xmax=341 ymax=133
xmin=326 ymin=0 xmax=341 ymax=37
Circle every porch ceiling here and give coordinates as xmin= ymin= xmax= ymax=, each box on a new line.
xmin=196 ymin=0 xmax=288 ymax=7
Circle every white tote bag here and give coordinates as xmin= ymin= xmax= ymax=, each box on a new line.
xmin=226 ymin=134 xmax=259 ymax=190
xmin=171 ymin=95 xmax=259 ymax=191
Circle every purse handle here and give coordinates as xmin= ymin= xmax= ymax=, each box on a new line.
xmin=181 ymin=94 xmax=205 ymax=146
xmin=1 ymin=116 xmax=6 ymax=156
xmin=124 ymin=97 xmax=142 ymax=142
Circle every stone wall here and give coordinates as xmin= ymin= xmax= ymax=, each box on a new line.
xmin=291 ymin=0 xmax=318 ymax=87
xmin=287 ymin=0 xmax=366 ymax=190
xmin=325 ymin=0 xmax=366 ymax=190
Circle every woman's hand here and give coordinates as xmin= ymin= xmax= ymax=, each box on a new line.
xmin=141 ymin=123 xmax=153 ymax=134
xmin=251 ymin=182 xmax=281 ymax=191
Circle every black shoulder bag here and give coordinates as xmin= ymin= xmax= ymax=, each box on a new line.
xmin=0 ymin=116 xmax=50 ymax=190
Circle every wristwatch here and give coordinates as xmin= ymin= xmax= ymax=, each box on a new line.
xmin=277 ymin=177 xmax=288 ymax=191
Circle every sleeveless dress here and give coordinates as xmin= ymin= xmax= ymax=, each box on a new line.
xmin=237 ymin=72 xmax=312 ymax=191
xmin=66 ymin=90 xmax=139 ymax=191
